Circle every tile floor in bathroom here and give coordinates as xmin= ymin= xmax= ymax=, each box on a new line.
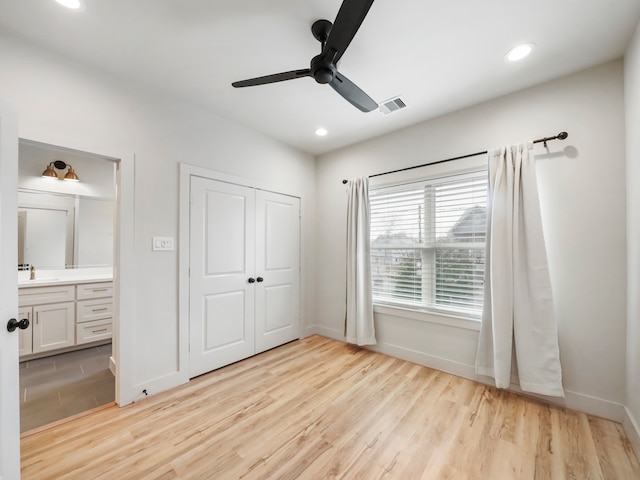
xmin=19 ymin=343 xmax=115 ymax=433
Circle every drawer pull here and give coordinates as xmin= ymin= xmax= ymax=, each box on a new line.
xmin=92 ymin=308 xmax=109 ymax=312
xmin=91 ymin=288 xmax=109 ymax=292
xmin=91 ymin=328 xmax=108 ymax=334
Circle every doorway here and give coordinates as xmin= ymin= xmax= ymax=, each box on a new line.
xmin=17 ymin=139 xmax=118 ymax=433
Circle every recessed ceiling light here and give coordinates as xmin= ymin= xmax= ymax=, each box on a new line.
xmin=505 ymin=43 xmax=535 ymax=62
xmin=315 ymin=128 xmax=328 ymax=137
xmin=55 ymin=0 xmax=84 ymax=10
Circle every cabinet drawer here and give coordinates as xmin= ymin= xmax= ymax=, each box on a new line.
xmin=19 ymin=285 xmax=75 ymax=307
xmin=77 ymin=282 xmax=113 ymax=300
xmin=77 ymin=298 xmax=113 ymax=323
xmin=76 ymin=318 xmax=112 ymax=345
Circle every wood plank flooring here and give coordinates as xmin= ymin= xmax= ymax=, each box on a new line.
xmin=21 ymin=335 xmax=640 ymax=479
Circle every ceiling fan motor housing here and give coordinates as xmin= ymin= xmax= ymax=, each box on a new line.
xmin=311 ymin=54 xmax=336 ymax=84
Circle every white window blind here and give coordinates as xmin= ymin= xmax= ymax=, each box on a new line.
xmin=370 ymin=169 xmax=488 ymax=317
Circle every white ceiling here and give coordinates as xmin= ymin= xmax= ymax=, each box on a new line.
xmin=1 ymin=0 xmax=639 ymax=155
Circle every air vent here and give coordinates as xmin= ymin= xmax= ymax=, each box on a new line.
xmin=379 ymin=96 xmax=407 ymax=115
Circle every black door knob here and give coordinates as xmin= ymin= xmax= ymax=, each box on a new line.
xmin=256 ymin=277 xmax=264 ymax=283
xmin=7 ymin=318 xmax=30 ymax=333
xmin=248 ymin=277 xmax=256 ymax=284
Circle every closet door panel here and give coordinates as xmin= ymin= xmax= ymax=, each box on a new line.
xmin=189 ymin=177 xmax=255 ymax=378
xmin=203 ymin=291 xmax=246 ymax=348
xmin=264 ymin=284 xmax=294 ymax=332
xmin=255 ymin=191 xmax=300 ymax=354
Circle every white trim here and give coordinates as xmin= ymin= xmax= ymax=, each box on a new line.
xmin=366 ymin=338 xmax=625 ymax=422
xmin=177 ymin=164 xmax=191 ymax=386
xmin=14 ymin=138 xmax=137 ymax=407
xmin=369 ymin=156 xmax=488 ymax=189
xmin=113 ymin=153 xmax=136 ymax=406
xmin=131 ymin=371 xmax=188 ymax=403
xmin=368 ymin=340 xmax=477 ymax=378
xmin=180 ymin=163 xmax=304 ymax=200
xmin=374 ymin=304 xmax=481 ymax=331
xmin=624 ymin=407 xmax=640 ymax=461
xmin=0 ymin=100 xmax=20 ymax=480
xmin=242 ymin=323 xmax=633 ymax=424
xmin=305 ymin=324 xmax=344 ymax=341
xmin=109 ymin=355 xmax=116 ymax=376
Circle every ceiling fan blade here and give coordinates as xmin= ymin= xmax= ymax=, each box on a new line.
xmin=323 ymin=0 xmax=374 ymax=64
xmin=329 ymin=71 xmax=378 ymax=112
xmin=232 ymin=69 xmax=311 ymax=88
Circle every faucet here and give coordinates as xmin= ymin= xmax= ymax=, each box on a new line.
xmin=30 ymin=265 xmax=35 ymax=280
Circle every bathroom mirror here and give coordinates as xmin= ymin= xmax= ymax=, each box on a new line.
xmin=18 ymin=203 xmax=74 ymax=268
xmin=18 ymin=190 xmax=113 ymax=269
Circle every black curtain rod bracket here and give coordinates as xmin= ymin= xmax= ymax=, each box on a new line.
xmin=341 ymin=131 xmax=568 ymax=184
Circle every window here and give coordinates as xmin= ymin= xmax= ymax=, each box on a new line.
xmin=370 ymin=169 xmax=487 ymax=318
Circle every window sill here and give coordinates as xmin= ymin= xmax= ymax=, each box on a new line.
xmin=373 ymin=304 xmax=481 ymax=331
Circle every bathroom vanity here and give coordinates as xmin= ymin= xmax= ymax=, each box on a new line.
xmin=18 ymin=275 xmax=113 ymax=360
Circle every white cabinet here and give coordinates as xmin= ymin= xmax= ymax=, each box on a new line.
xmin=19 ymin=284 xmax=75 ymax=305
xmin=77 ymin=282 xmax=113 ymax=300
xmin=76 ymin=283 xmax=113 ymax=345
xmin=19 ymin=302 xmax=76 ymax=354
xmin=19 ymin=285 xmax=75 ymax=355
xmin=32 ymin=302 xmax=75 ymax=353
xmin=18 ymin=306 xmax=32 ymax=356
xmin=18 ymin=281 xmax=113 ymax=358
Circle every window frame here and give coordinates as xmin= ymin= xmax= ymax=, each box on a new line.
xmin=369 ymin=167 xmax=488 ymax=322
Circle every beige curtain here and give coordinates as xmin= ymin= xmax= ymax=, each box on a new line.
xmin=345 ymin=176 xmax=376 ymax=346
xmin=475 ymin=143 xmax=564 ymax=397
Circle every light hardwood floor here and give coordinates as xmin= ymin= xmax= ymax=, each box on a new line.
xmin=21 ymin=335 xmax=640 ymax=479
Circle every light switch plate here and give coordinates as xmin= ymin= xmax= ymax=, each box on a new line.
xmin=152 ymin=236 xmax=174 ymax=251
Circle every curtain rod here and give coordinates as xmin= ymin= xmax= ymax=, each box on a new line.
xmin=341 ymin=131 xmax=568 ymax=184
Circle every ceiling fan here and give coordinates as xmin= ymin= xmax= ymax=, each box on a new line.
xmin=231 ymin=0 xmax=378 ymax=113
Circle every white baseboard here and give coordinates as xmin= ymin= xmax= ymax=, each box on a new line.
xmin=295 ymin=329 xmax=629 ymax=423
xmin=304 ymin=324 xmax=344 ymax=341
xmin=122 ymin=371 xmax=189 ymax=406
xmin=368 ymin=341 xmax=476 ymax=380
xmin=109 ymin=355 xmax=116 ymax=376
xmin=365 ymin=340 xmax=626 ymax=422
xmin=624 ymin=407 xmax=640 ymax=461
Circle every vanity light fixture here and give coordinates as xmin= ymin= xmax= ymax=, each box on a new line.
xmin=41 ymin=160 xmax=80 ymax=182
xmin=41 ymin=163 xmax=58 ymax=179
xmin=63 ymin=166 xmax=80 ymax=182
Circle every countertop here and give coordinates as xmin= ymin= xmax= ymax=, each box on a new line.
xmin=18 ymin=275 xmax=113 ymax=288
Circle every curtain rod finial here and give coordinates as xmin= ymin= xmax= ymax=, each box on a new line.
xmin=342 ymin=179 xmax=348 ymax=184
xmin=558 ymin=131 xmax=568 ymax=140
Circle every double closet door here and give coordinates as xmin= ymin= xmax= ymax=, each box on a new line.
xmin=189 ymin=177 xmax=300 ymax=378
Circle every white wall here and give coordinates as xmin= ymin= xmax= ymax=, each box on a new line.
xmin=625 ymin=19 xmax=640 ymax=454
xmin=315 ymin=61 xmax=628 ymax=420
xmin=0 ymin=32 xmax=316 ymax=400
xmin=76 ymin=197 xmax=114 ymax=266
